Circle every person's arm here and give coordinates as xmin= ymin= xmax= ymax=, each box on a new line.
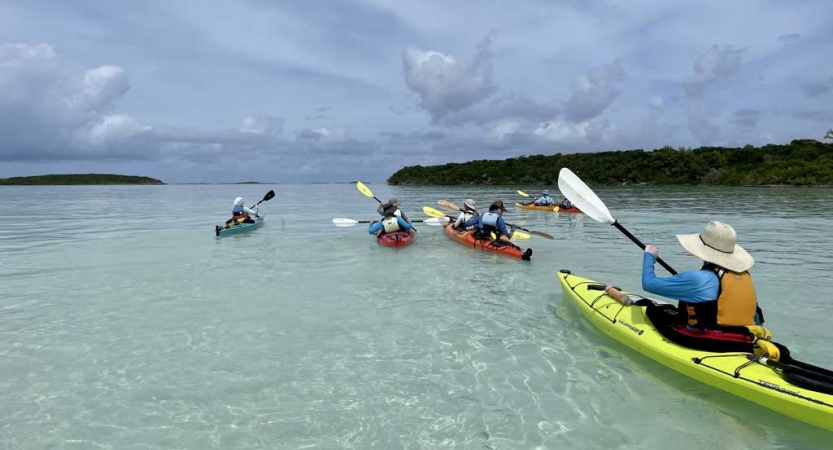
xmin=642 ymin=250 xmax=717 ymax=302
xmin=368 ymin=221 xmax=383 ymax=234
xmin=399 ymin=211 xmax=411 ymax=223
xmin=464 ymin=215 xmax=480 ymax=229
xmin=454 ymin=212 xmax=465 ymax=228
xmin=497 ymin=217 xmax=512 ymax=238
xmin=244 ymin=206 xmax=258 ymax=216
xmin=397 ymin=216 xmax=413 ymax=231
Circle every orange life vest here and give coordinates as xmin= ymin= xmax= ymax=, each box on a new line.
xmin=685 ymin=268 xmax=758 ymax=328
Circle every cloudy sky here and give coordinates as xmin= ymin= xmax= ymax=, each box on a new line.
xmin=1 ymin=0 xmax=831 ymax=183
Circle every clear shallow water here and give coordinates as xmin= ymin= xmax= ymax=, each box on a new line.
xmin=1 ymin=184 xmax=832 ymax=449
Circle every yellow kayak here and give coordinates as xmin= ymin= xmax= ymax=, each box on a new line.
xmin=515 ymin=202 xmax=581 ymax=213
xmin=557 ymin=269 xmax=833 ymax=432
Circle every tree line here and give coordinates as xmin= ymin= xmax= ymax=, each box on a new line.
xmin=387 ymin=139 xmax=833 ymax=186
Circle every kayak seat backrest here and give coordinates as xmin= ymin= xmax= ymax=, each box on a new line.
xmin=644 ymin=302 xmax=756 ymax=353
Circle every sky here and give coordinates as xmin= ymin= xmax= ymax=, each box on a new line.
xmin=1 ymin=0 xmax=832 ymax=183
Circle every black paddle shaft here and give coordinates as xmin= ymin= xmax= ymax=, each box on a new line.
xmin=612 ymin=221 xmax=678 ymax=275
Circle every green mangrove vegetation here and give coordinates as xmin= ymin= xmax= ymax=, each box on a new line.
xmin=0 ymin=174 xmax=164 ymax=185
xmin=388 ymin=139 xmax=833 ymax=186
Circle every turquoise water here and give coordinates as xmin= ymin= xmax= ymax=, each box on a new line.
xmin=1 ymin=184 xmax=832 ymax=449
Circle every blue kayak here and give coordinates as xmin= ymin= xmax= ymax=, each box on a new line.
xmin=215 ymin=214 xmax=265 ymax=237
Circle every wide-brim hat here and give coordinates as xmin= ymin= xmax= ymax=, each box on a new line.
xmin=489 ymin=200 xmax=507 ymax=212
xmin=676 ymin=221 xmax=754 ymax=272
xmin=464 ymin=199 xmax=476 ymax=210
xmin=378 ymin=202 xmax=398 ymax=216
xmin=542 ymin=190 xmax=550 ymax=195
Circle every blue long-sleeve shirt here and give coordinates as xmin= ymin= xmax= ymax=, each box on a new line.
xmin=642 ymin=252 xmax=761 ymax=325
xmin=368 ymin=216 xmax=412 ymax=234
xmin=641 ymin=252 xmax=718 ymax=303
xmin=464 ymin=213 xmax=510 ymax=238
xmin=534 ymin=196 xmax=554 ymax=206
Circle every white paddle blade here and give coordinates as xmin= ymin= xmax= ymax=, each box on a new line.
xmin=332 ymin=218 xmax=359 ymax=227
xmin=423 ymin=217 xmax=449 ymax=226
xmin=557 ymin=168 xmax=615 ymax=224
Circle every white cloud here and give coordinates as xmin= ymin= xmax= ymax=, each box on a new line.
xmin=564 ymin=59 xmax=627 ymax=122
xmin=649 ymin=96 xmax=664 ymax=109
xmin=683 ymin=45 xmax=745 ymax=144
xmin=239 ymin=115 xmax=284 ymax=136
xmin=87 ymin=114 xmax=150 ymax=144
xmin=402 ymin=36 xmax=497 ymax=122
xmin=76 ymin=65 xmax=131 ymax=112
xmin=533 ymin=117 xmax=618 ymax=145
xmin=0 ymin=42 xmax=55 ymax=62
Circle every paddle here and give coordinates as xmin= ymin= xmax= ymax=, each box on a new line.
xmin=436 ymin=200 xmax=554 ymax=239
xmin=252 ymin=190 xmax=276 ymax=209
xmin=516 ymin=190 xmax=535 ymax=205
xmin=356 ymin=181 xmax=382 ymax=204
xmin=557 ymin=168 xmax=677 ymax=275
xmin=333 ymin=217 xmax=447 ymax=227
xmin=356 ymin=181 xmax=416 ymax=232
xmin=422 ymin=206 xmax=531 ymax=240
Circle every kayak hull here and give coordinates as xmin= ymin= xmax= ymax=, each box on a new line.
xmin=557 ymin=270 xmax=833 ymax=432
xmin=515 ymin=202 xmax=581 ymax=213
xmin=443 ymin=223 xmax=532 ymax=261
xmin=376 ymin=229 xmax=416 ymax=248
xmin=215 ymin=214 xmax=265 ymax=237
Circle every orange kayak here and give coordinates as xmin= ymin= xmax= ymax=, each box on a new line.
xmin=515 ymin=202 xmax=581 ymax=213
xmin=443 ymin=223 xmax=532 ymax=261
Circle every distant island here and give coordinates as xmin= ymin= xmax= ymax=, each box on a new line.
xmin=0 ymin=174 xmax=165 ymax=185
xmin=387 ymin=139 xmax=833 ymax=187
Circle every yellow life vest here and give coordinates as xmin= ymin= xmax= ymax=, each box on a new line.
xmin=686 ymin=268 xmax=757 ymax=328
xmin=382 ymin=216 xmax=400 ymax=234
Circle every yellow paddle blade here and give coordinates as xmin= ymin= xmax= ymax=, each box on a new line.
xmin=490 ymin=232 xmax=497 ymax=240
xmin=517 ymin=190 xmax=530 ymax=197
xmin=356 ymin=181 xmax=375 ymax=199
xmin=437 ymin=200 xmax=460 ymax=212
xmin=553 ymin=207 xmax=560 ymax=212
xmin=422 ymin=206 xmax=447 ymax=218
xmin=512 ymin=231 xmax=531 ymax=240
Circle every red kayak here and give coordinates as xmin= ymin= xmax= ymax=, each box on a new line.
xmin=376 ymin=229 xmax=416 ymax=248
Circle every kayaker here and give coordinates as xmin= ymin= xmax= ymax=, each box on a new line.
xmin=453 ymin=199 xmax=478 ymax=230
xmin=465 ymin=200 xmax=513 ymax=241
xmin=604 ymin=221 xmax=763 ymax=328
xmin=369 ymin=204 xmax=413 ymax=235
xmin=558 ymin=199 xmax=574 ymax=210
xmin=377 ymin=198 xmax=411 ymax=223
xmin=226 ymin=197 xmax=258 ymax=225
xmin=533 ymin=190 xmax=555 ymax=206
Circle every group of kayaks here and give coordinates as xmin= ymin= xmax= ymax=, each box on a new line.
xmin=215 ymin=178 xmax=833 ymax=433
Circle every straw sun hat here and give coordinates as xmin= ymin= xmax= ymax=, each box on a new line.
xmin=676 ymin=221 xmax=754 ymax=273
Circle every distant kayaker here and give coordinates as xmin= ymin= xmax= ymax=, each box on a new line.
xmin=369 ymin=203 xmax=413 ymax=235
xmin=605 ymin=221 xmax=763 ymax=328
xmin=465 ymin=200 xmax=513 ymax=241
xmin=558 ymin=199 xmax=574 ymax=210
xmin=226 ymin=197 xmax=258 ymax=225
xmin=377 ymin=198 xmax=411 ymax=223
xmin=532 ymin=190 xmax=555 ymax=206
xmin=453 ymin=199 xmax=478 ymax=230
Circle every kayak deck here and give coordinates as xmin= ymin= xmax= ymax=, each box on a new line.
xmin=376 ymin=229 xmax=416 ymax=248
xmin=557 ymin=270 xmax=833 ymax=432
xmin=443 ymin=223 xmax=532 ymax=261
